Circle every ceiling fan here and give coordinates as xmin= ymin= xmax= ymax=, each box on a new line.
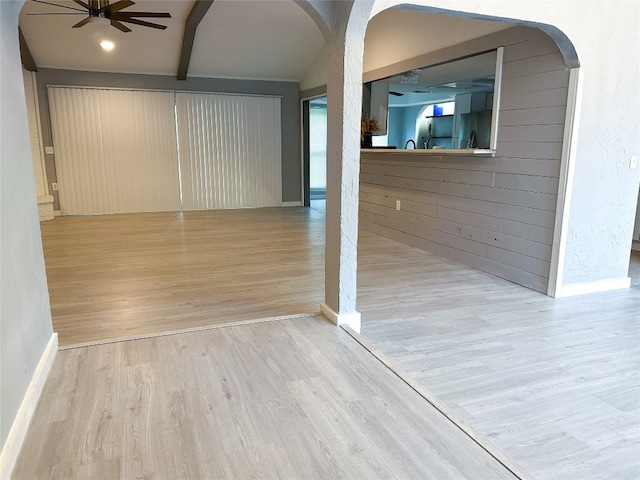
xmin=27 ymin=0 xmax=171 ymax=33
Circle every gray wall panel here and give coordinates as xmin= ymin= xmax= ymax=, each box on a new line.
xmin=498 ymin=106 xmax=566 ymax=126
xmin=360 ymin=220 xmax=549 ymax=292
xmin=360 ymin=30 xmax=570 ymax=293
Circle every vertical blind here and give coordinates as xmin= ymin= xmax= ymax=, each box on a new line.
xmin=309 ymin=105 xmax=327 ymax=190
xmin=48 ymin=87 xmax=181 ymax=215
xmin=23 ymin=69 xmax=48 ymax=196
xmin=48 ymin=87 xmax=282 ymax=215
xmin=176 ymin=92 xmax=282 ymax=210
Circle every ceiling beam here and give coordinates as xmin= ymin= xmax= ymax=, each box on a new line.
xmin=177 ymin=0 xmax=214 ymax=80
xmin=19 ymin=27 xmax=38 ymax=72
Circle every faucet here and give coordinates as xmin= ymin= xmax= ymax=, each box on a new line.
xmin=404 ymin=139 xmax=416 ymax=149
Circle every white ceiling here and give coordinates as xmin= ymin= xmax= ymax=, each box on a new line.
xmin=18 ymin=0 xmax=325 ymax=80
xmin=363 ymin=8 xmax=510 ymax=72
xmin=19 ymin=1 xmax=512 ymax=82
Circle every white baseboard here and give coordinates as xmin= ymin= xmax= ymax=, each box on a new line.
xmin=320 ymin=303 xmax=361 ymax=333
xmin=555 ymin=277 xmax=631 ymax=298
xmin=281 ymin=201 xmax=302 ymax=207
xmin=0 ymin=333 xmax=58 ymax=479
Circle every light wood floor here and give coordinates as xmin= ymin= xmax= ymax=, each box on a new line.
xmin=13 ymin=316 xmax=519 ymax=480
xmin=38 ymin=206 xmax=640 ymax=479
xmin=40 ymin=208 xmax=325 ymax=347
xmin=358 ymin=232 xmax=640 ymax=480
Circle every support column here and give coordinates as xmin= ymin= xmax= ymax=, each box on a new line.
xmin=320 ymin=3 xmax=369 ymax=332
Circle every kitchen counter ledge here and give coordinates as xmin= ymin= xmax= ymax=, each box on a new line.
xmin=361 ymin=148 xmax=496 ymax=157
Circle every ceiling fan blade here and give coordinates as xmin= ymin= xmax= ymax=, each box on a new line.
xmin=71 ymin=17 xmax=91 ymax=28
xmin=71 ymin=0 xmax=91 ymax=10
xmin=117 ymin=17 xmax=167 ymax=30
xmin=113 ymin=11 xmax=171 ymax=18
xmin=31 ymin=0 xmax=86 ymax=12
xmin=105 ymin=0 xmax=135 ymax=14
xmin=110 ymin=19 xmax=132 ymax=32
xmin=27 ymin=12 xmax=86 ymax=15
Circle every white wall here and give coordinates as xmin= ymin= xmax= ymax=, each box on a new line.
xmin=0 ymin=0 xmax=54 ymax=456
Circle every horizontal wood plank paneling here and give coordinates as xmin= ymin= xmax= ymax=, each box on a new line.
xmin=496 ymin=141 xmax=563 ymax=160
xmin=497 ymin=125 xmax=565 ymax=143
xmin=494 ymin=173 xmax=559 ymax=194
xmin=360 ymin=220 xmax=549 ymax=292
xmin=361 ymin=210 xmax=490 ymax=258
xmin=360 ymin=31 xmax=570 ymax=293
xmin=500 ymin=87 xmax=569 ymax=111
xmin=499 ymin=106 xmax=566 ymax=126
xmin=502 ymin=52 xmax=567 ymax=79
xmin=500 ymin=69 xmax=570 ymax=95
xmin=501 ymin=35 xmax=564 ymax=63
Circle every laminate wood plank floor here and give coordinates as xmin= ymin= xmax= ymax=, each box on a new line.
xmin=40 ymin=206 xmax=640 ymax=479
xmin=40 ymin=208 xmax=325 ymax=347
xmin=357 ymin=230 xmax=640 ymax=480
xmin=12 ymin=316 xmax=519 ymax=480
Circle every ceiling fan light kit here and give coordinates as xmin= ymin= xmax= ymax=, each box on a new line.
xmin=99 ymin=39 xmax=114 ymax=51
xmin=28 ymin=0 xmax=171 ymax=33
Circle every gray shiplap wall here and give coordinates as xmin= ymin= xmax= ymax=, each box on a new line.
xmin=360 ymin=31 xmax=568 ymax=293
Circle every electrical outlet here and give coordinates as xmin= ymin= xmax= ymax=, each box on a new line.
xmin=395 ymin=200 xmax=401 ymax=211
xmin=45 ymin=146 xmax=54 ymax=155
xmin=631 ymin=155 xmax=638 ymax=170
xmin=51 ymin=183 xmax=58 ymax=191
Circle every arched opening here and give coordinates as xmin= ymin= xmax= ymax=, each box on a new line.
xmin=355 ymin=6 xmax=577 ymax=313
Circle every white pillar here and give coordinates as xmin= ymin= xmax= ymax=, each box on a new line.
xmin=320 ymin=2 xmax=371 ymax=333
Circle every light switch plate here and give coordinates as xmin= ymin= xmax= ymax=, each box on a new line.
xmin=630 ymin=155 xmax=638 ymax=170
xmin=45 ymin=146 xmax=54 ymax=155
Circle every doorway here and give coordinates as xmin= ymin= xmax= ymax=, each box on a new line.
xmin=307 ymin=96 xmax=327 ymax=212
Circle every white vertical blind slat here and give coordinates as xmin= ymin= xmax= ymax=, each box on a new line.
xmin=309 ymin=105 xmax=327 ymax=190
xmin=48 ymin=87 xmax=181 ymax=215
xmin=176 ymin=92 xmax=282 ymax=210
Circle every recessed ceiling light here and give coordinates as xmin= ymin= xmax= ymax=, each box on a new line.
xmin=100 ymin=40 xmax=115 ymax=51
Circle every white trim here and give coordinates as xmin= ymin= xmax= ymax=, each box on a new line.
xmin=555 ymin=277 xmax=631 ymax=298
xmin=0 ymin=333 xmax=58 ymax=479
xmin=300 ymin=99 xmax=306 ymax=206
xmin=282 ymin=201 xmax=302 ymax=207
xmin=489 ymin=46 xmax=503 ymax=151
xmin=547 ymin=68 xmax=583 ymax=298
xmin=320 ymin=303 xmax=361 ymax=333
